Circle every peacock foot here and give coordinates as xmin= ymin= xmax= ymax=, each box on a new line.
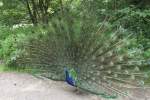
xmin=74 ymin=88 xmax=83 ymax=95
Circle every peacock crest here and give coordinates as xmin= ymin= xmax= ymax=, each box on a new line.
xmin=16 ymin=18 xmax=150 ymax=99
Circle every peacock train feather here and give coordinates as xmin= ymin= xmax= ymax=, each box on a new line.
xmin=16 ymin=18 xmax=150 ymax=99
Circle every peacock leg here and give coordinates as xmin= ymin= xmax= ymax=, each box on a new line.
xmin=74 ymin=87 xmax=84 ymax=95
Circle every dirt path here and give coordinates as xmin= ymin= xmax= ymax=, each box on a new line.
xmin=0 ymin=72 xmax=100 ymax=100
xmin=0 ymin=72 xmax=150 ymax=100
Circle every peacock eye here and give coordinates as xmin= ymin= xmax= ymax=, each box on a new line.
xmin=118 ymin=56 xmax=123 ymax=62
xmin=103 ymin=76 xmax=107 ymax=80
xmin=83 ymin=77 xmax=87 ymax=80
xmin=138 ymin=80 xmax=145 ymax=86
xmin=116 ymin=65 xmax=121 ymax=70
xmin=92 ymin=56 xmax=96 ymax=60
xmin=90 ymin=48 xmax=94 ymax=52
xmin=107 ymin=70 xmax=112 ymax=74
xmin=105 ymin=44 xmax=110 ymax=48
xmin=117 ymin=46 xmax=122 ymax=52
xmin=88 ymin=81 xmax=92 ymax=84
xmin=99 ymin=80 xmax=101 ymax=84
xmin=90 ymin=71 xmax=94 ymax=74
xmin=134 ymin=66 xmax=140 ymax=71
xmin=92 ymin=77 xmax=96 ymax=81
xmin=119 ymin=83 xmax=123 ymax=87
xmin=92 ymin=64 xmax=96 ymax=67
xmin=144 ymin=74 xmax=148 ymax=78
xmin=111 ymin=34 xmax=117 ymax=41
xmin=84 ymin=56 xmax=88 ymax=59
xmin=128 ymin=61 xmax=133 ymax=65
xmin=97 ymin=72 xmax=100 ymax=76
xmin=114 ymin=74 xmax=118 ymax=78
xmin=108 ymin=81 xmax=112 ymax=86
xmin=100 ymin=57 xmax=105 ymax=62
xmin=125 ymin=70 xmax=129 ymax=74
xmin=131 ymin=75 xmax=135 ymax=80
xmin=100 ymin=65 xmax=104 ymax=70
xmin=125 ymin=41 xmax=130 ymax=45
xmin=137 ymin=61 xmax=142 ymax=66
xmin=87 ymin=74 xmax=90 ymax=78
xmin=109 ymin=61 xmax=114 ymax=66
xmin=107 ymin=51 xmax=113 ymax=57
xmin=98 ymin=50 xmax=103 ymax=54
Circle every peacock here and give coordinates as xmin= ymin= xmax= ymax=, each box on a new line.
xmin=16 ymin=18 xmax=150 ymax=99
xmin=64 ymin=68 xmax=78 ymax=87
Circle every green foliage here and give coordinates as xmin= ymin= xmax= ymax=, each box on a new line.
xmin=114 ymin=7 xmax=150 ymax=38
xmin=0 ymin=0 xmax=27 ymax=25
xmin=0 ymin=24 xmax=48 ymax=66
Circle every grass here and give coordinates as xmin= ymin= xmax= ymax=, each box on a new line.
xmin=0 ymin=64 xmax=40 ymax=76
xmin=0 ymin=64 xmax=26 ymax=73
xmin=0 ymin=64 xmax=16 ymax=72
xmin=0 ymin=64 xmax=5 ymax=72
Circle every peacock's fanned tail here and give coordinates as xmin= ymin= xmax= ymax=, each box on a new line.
xmin=16 ymin=20 xmax=150 ymax=99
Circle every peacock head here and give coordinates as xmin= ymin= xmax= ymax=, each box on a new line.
xmin=64 ymin=67 xmax=68 ymax=72
xmin=64 ymin=67 xmax=69 ymax=75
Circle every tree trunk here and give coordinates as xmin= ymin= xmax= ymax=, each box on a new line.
xmin=24 ymin=0 xmax=50 ymax=25
xmin=25 ymin=0 xmax=37 ymax=25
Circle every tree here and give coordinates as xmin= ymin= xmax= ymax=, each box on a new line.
xmin=0 ymin=0 xmax=27 ymax=26
xmin=23 ymin=0 xmax=51 ymax=25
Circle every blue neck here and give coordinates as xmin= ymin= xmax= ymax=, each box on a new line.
xmin=64 ymin=67 xmax=76 ymax=86
xmin=65 ymin=69 xmax=69 ymax=79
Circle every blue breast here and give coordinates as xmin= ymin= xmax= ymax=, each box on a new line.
xmin=65 ymin=69 xmax=76 ymax=86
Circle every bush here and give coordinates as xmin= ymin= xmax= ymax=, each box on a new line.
xmin=0 ymin=24 xmax=47 ymax=66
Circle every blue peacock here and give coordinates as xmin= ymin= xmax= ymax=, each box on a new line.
xmin=64 ymin=67 xmax=118 ymax=99
xmin=64 ymin=68 xmax=77 ymax=87
xmin=16 ymin=19 xmax=150 ymax=99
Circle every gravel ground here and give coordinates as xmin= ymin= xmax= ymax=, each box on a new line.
xmin=0 ymin=72 xmax=100 ymax=100
xmin=0 ymin=72 xmax=150 ymax=100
